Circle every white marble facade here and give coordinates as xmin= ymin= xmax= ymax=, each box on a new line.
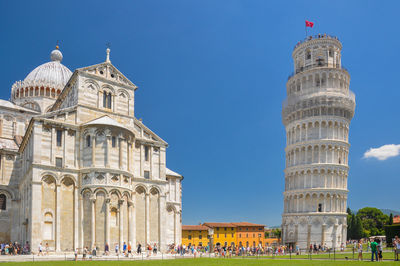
xmin=282 ymin=35 xmax=355 ymax=249
xmin=0 ymin=47 xmax=182 ymax=252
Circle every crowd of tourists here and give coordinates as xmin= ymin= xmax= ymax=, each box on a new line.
xmin=0 ymin=242 xmax=30 ymax=255
xmin=72 ymin=242 xmax=160 ymax=260
xmin=3 ymin=237 xmax=400 ymax=262
xmin=171 ymin=244 xmax=293 ymax=257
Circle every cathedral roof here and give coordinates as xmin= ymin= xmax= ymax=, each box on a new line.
xmin=166 ymin=168 xmax=182 ymax=177
xmin=83 ymin=115 xmax=126 ymax=129
xmin=22 ymin=47 xmax=72 ymax=91
xmin=0 ymin=138 xmax=19 ymax=152
xmin=0 ymin=99 xmax=38 ymax=113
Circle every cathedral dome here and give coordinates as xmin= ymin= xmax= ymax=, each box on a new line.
xmin=23 ymin=47 xmax=72 ymax=90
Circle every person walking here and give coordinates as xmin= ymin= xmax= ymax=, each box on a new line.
xmin=105 ymin=243 xmax=109 ymax=256
xmin=395 ymin=236 xmax=400 ymax=261
xmin=358 ymin=240 xmax=363 ymax=261
xmin=153 ymin=243 xmax=157 ymax=255
xmin=83 ymin=247 xmax=88 ymax=261
xmin=38 ymin=243 xmax=43 ymax=256
xmin=377 ymin=239 xmax=383 ymax=261
xmin=45 ymin=243 xmax=49 ymax=255
xmin=127 ymin=242 xmax=132 ymax=257
xmin=74 ymin=248 xmax=78 ymax=261
xmin=137 ymin=243 xmax=142 ymax=255
xmin=370 ymin=238 xmax=378 ymax=262
xmin=123 ymin=242 xmax=127 ymax=256
xmin=115 ymin=243 xmax=119 ymax=255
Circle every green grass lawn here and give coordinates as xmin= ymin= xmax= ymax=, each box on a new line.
xmin=257 ymin=250 xmax=395 ymax=260
xmin=2 ymin=258 xmax=399 ymax=266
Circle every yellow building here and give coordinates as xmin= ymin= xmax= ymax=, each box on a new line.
xmin=181 ymin=225 xmax=209 ymax=247
xmin=182 ymin=222 xmax=279 ymax=248
xmin=203 ymin=222 xmax=237 ymax=247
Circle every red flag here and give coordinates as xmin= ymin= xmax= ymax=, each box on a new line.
xmin=305 ymin=20 xmax=314 ymax=28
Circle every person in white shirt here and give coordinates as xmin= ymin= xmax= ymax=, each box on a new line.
xmin=38 ymin=243 xmax=43 ymax=256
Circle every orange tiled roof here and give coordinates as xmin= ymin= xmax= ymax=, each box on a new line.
xmin=182 ymin=225 xmax=209 ymax=231
xmin=203 ymin=222 xmax=237 ymax=228
xmin=231 ymin=222 xmax=265 ymax=227
xmin=394 ymin=215 xmax=400 ymax=224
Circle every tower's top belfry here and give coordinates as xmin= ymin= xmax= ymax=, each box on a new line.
xmin=292 ymin=34 xmax=342 ymax=73
xmin=283 ymin=34 xmax=355 ymax=127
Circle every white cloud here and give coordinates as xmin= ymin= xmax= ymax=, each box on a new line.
xmin=363 ymin=144 xmax=400 ymax=161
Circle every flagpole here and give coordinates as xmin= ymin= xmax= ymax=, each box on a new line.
xmin=305 ymin=24 xmax=307 ymax=38
xmin=305 ymin=19 xmax=307 ymax=38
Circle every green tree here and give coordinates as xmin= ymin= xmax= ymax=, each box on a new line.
xmin=347 ymin=208 xmax=352 ymax=216
xmin=347 ymin=208 xmax=354 ymax=240
xmin=389 ymin=213 xmax=393 ymax=225
xmin=354 ymin=216 xmax=364 ymax=239
xmin=273 ymin=228 xmax=282 ymax=243
xmin=356 ymin=207 xmax=389 ymax=237
xmin=349 ymin=213 xmax=356 ymax=239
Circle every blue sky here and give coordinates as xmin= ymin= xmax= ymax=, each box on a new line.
xmin=1 ymin=0 xmax=399 ymax=226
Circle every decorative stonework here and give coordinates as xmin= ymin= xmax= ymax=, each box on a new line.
xmin=0 ymin=47 xmax=183 ymax=251
xmin=282 ymin=35 xmax=355 ymax=249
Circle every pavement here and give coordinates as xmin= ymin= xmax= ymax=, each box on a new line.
xmin=0 ymin=253 xmax=205 ymax=262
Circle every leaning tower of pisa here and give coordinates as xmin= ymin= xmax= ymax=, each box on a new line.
xmin=281 ymin=34 xmax=356 ymax=249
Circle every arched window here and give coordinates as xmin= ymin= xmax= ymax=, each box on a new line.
xmin=86 ymin=135 xmax=91 ymax=147
xmin=0 ymin=194 xmax=6 ymax=210
xmin=306 ymin=49 xmax=311 ymax=60
xmin=103 ymin=91 xmax=112 ymax=109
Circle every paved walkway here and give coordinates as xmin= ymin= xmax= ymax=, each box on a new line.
xmin=0 ymin=253 xmax=202 ymax=262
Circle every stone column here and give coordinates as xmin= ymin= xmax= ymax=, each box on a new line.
xmin=55 ymin=184 xmax=61 ymax=251
xmin=128 ymin=200 xmax=134 ymax=246
xmin=285 ymin=224 xmax=289 ymax=243
xmin=105 ymin=198 xmax=110 ymax=247
xmin=91 ymin=197 xmax=96 ymax=248
xmin=306 ymin=224 xmax=311 ymax=249
xmin=332 ymin=224 xmax=338 ymax=248
xmin=149 ymin=146 xmax=153 ymax=178
xmin=131 ymin=195 xmax=136 ymax=250
xmin=31 ymin=182 xmax=42 ymax=253
xmin=79 ymin=194 xmax=83 ymax=250
xmin=174 ymin=211 xmax=179 ymax=245
xmin=119 ymin=199 xmax=124 ymax=248
xmin=140 ymin=145 xmax=143 ymax=176
xmin=63 ymin=129 xmax=66 ymax=166
xmin=293 ymin=151 xmax=296 ymax=165
xmin=74 ymin=186 xmax=79 ymax=250
xmin=319 ymin=122 xmax=321 ymax=138
xmin=119 ymin=138 xmax=123 ymax=169
xmin=342 ymin=224 xmax=347 ymax=245
xmin=321 ymin=224 xmax=326 ymax=246
xmin=159 ymin=195 xmax=166 ymax=251
xmin=91 ymin=135 xmax=96 ymax=167
xmin=295 ymin=224 xmax=299 ymax=244
xmin=145 ymin=193 xmax=150 ymax=245
xmin=106 ymin=136 xmax=111 ymax=167
xmin=51 ymin=127 xmax=55 ymax=164
xmin=127 ymin=142 xmax=131 ymax=172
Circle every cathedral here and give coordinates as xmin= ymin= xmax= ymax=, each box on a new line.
xmin=0 ymin=46 xmax=183 ymax=252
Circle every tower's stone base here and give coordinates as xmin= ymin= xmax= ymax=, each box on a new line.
xmin=282 ymin=214 xmax=347 ymax=249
